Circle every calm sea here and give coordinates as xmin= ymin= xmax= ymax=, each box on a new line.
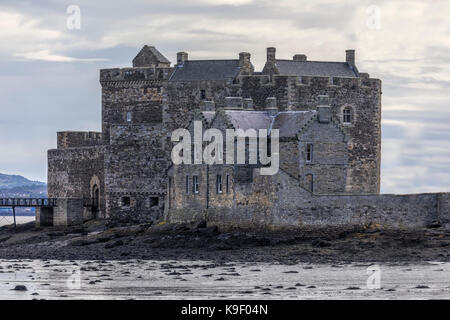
xmin=0 ymin=216 xmax=35 ymax=227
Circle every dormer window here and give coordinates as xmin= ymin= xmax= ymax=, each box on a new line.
xmin=343 ymin=107 xmax=352 ymax=124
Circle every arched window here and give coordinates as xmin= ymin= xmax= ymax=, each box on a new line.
xmin=305 ymin=174 xmax=314 ymax=192
xmin=343 ymin=107 xmax=352 ymax=124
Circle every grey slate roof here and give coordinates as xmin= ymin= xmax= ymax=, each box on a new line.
xmin=272 ymin=111 xmax=317 ymax=137
xmin=217 ymin=110 xmax=317 ymax=138
xmin=275 ymin=60 xmax=357 ymax=77
xmin=224 ymin=111 xmax=273 ymax=131
xmin=143 ymin=46 xmax=170 ymax=64
xmin=169 ymin=60 xmax=241 ymax=82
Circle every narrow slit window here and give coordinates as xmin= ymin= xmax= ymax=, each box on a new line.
xmin=306 ymin=143 xmax=313 ymax=163
xmin=216 ymin=175 xmax=222 ymax=194
xmin=185 ymin=176 xmax=189 ymax=194
xmin=122 ymin=196 xmax=131 ymax=207
xmin=193 ymin=175 xmax=199 ymax=194
xmin=126 ymin=111 xmax=132 ymax=122
xmin=343 ymin=108 xmax=352 ymax=124
xmin=200 ymin=89 xmax=206 ymax=100
xmin=226 ymin=174 xmax=230 ymax=193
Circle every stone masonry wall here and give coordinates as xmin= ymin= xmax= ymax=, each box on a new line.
xmin=240 ymin=74 xmax=381 ymax=194
xmin=47 ymin=146 xmax=105 ymax=225
xmin=168 ymin=169 xmax=449 ymax=230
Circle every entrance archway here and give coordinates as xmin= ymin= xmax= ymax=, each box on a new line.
xmin=89 ymin=175 xmax=101 ymax=219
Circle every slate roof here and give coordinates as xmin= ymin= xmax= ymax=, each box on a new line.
xmin=133 ymin=46 xmax=171 ymax=67
xmin=169 ymin=60 xmax=241 ymax=82
xmin=224 ymin=111 xmax=273 ymax=131
xmin=218 ymin=110 xmax=317 ymax=138
xmin=274 ymin=60 xmax=357 ymax=77
xmin=272 ymin=111 xmax=317 ymax=137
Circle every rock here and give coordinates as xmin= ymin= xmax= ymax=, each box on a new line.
xmin=12 ymin=285 xmax=27 ymax=291
xmin=195 ymin=220 xmax=207 ymax=229
xmin=105 ymin=240 xmax=124 ymax=249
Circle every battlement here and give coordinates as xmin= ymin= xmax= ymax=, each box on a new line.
xmin=100 ymin=66 xmax=174 ymax=84
xmin=240 ymin=74 xmax=381 ymax=89
xmin=57 ymin=131 xmax=103 ymax=149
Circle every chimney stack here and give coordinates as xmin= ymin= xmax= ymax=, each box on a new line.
xmin=243 ymin=98 xmax=254 ymax=110
xmin=267 ymin=47 xmax=276 ymax=62
xmin=239 ymin=52 xmax=251 ymax=67
xmin=225 ymin=97 xmax=243 ymax=109
xmin=346 ymin=49 xmax=355 ymax=67
xmin=177 ymin=52 xmax=188 ymax=66
xmin=317 ymin=95 xmax=331 ymax=123
xmin=293 ymin=54 xmax=307 ymax=62
xmin=265 ymin=97 xmax=278 ymax=116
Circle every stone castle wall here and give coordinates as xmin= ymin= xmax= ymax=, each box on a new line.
xmin=168 ymin=169 xmax=449 ymax=230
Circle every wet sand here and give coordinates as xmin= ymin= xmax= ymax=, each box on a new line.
xmin=1 ymin=259 xmax=449 ymax=299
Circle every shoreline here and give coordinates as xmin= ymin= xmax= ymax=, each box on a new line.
xmin=0 ymin=220 xmax=449 ymax=264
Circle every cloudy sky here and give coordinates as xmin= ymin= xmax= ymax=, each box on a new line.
xmin=0 ymin=0 xmax=449 ymax=194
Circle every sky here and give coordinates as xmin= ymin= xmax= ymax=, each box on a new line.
xmin=0 ymin=0 xmax=449 ymax=194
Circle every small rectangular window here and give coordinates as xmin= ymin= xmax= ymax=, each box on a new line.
xmin=126 ymin=111 xmax=132 ymax=122
xmin=185 ymin=176 xmax=189 ymax=194
xmin=306 ymin=143 xmax=313 ymax=163
xmin=193 ymin=175 xmax=199 ymax=194
xmin=122 ymin=196 xmax=130 ymax=207
xmin=343 ymin=108 xmax=352 ymax=124
xmin=150 ymin=197 xmax=159 ymax=207
xmin=216 ymin=175 xmax=222 ymax=194
xmin=200 ymin=89 xmax=206 ymax=100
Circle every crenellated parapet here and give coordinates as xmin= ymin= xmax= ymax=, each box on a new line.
xmin=57 ymin=131 xmax=103 ymax=149
xmin=100 ymin=66 xmax=174 ymax=86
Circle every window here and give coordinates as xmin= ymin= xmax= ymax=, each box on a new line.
xmin=306 ymin=143 xmax=313 ymax=163
xmin=226 ymin=174 xmax=230 ymax=193
xmin=343 ymin=108 xmax=352 ymax=124
xmin=216 ymin=175 xmax=222 ymax=194
xmin=126 ymin=111 xmax=132 ymax=122
xmin=185 ymin=176 xmax=189 ymax=194
xmin=305 ymin=174 xmax=314 ymax=192
xmin=200 ymin=89 xmax=206 ymax=100
xmin=122 ymin=196 xmax=131 ymax=207
xmin=149 ymin=197 xmax=159 ymax=207
xmin=193 ymin=175 xmax=199 ymax=194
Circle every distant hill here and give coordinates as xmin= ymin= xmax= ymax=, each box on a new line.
xmin=0 ymin=173 xmax=47 ymax=198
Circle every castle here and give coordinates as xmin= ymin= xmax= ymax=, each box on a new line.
xmin=38 ymin=45 xmax=450 ymax=230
